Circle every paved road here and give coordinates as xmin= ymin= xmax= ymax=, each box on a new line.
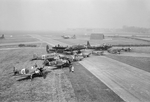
xmin=30 ymin=34 xmax=150 ymax=102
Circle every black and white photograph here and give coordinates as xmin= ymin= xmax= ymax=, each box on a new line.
xmin=0 ymin=0 xmax=150 ymax=102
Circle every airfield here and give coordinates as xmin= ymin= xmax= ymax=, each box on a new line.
xmin=1 ymin=33 xmax=150 ymax=102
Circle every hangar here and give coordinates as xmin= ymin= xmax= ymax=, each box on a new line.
xmin=90 ymin=33 xmax=104 ymax=40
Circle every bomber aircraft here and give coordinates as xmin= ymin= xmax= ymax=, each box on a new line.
xmin=46 ymin=44 xmax=68 ymax=53
xmin=46 ymin=44 xmax=87 ymax=55
xmin=86 ymin=41 xmax=112 ymax=51
xmin=107 ymin=47 xmax=131 ymax=54
xmin=64 ymin=44 xmax=86 ymax=51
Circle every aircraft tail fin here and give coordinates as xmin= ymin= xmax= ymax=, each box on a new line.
xmin=72 ymin=35 xmax=76 ymax=39
xmin=2 ymin=34 xmax=4 ymax=38
xmin=0 ymin=34 xmax=4 ymax=39
xmin=87 ymin=41 xmax=91 ymax=48
xmin=46 ymin=45 xmax=50 ymax=53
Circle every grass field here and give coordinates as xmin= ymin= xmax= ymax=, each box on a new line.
xmin=106 ymin=54 xmax=150 ymax=73
xmin=0 ymin=43 xmax=47 ymax=49
xmin=1 ymin=33 xmax=150 ymax=102
xmin=0 ymin=47 xmax=124 ymax=102
xmin=55 ymin=36 xmax=150 ymax=46
xmin=0 ymin=34 xmax=76 ymax=101
xmin=0 ymin=48 xmax=77 ymax=102
xmin=0 ymin=33 xmax=125 ymax=102
xmin=0 ymin=34 xmax=38 ymax=44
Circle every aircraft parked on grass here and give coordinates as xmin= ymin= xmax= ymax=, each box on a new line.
xmin=43 ymin=57 xmax=72 ymax=68
xmin=107 ymin=47 xmax=132 ymax=54
xmin=92 ymin=50 xmax=104 ymax=56
xmin=46 ymin=44 xmax=68 ymax=53
xmin=46 ymin=44 xmax=86 ymax=54
xmin=107 ymin=49 xmax=121 ymax=54
xmin=61 ymin=35 xmax=76 ymax=39
xmin=64 ymin=44 xmax=86 ymax=52
xmin=121 ymin=47 xmax=132 ymax=52
xmin=0 ymin=34 xmax=5 ymax=39
xmin=13 ymin=65 xmax=45 ymax=80
xmin=86 ymin=41 xmax=112 ymax=51
xmin=31 ymin=53 xmax=60 ymax=61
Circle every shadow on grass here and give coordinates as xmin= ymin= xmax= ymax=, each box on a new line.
xmin=16 ymin=70 xmax=51 ymax=81
xmin=17 ymin=75 xmax=31 ymax=81
xmin=51 ymin=66 xmax=69 ymax=70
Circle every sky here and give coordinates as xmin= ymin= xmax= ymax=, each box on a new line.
xmin=0 ymin=0 xmax=150 ymax=31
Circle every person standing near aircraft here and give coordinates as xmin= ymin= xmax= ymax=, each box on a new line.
xmin=73 ymin=52 xmax=77 ymax=61
xmin=68 ymin=59 xmax=74 ymax=72
xmin=71 ymin=66 xmax=74 ymax=72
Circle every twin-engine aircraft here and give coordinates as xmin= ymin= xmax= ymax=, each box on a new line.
xmin=64 ymin=44 xmax=86 ymax=51
xmin=61 ymin=35 xmax=76 ymax=39
xmin=46 ymin=44 xmax=86 ymax=54
xmin=86 ymin=41 xmax=112 ymax=51
xmin=107 ymin=47 xmax=131 ymax=54
xmin=46 ymin=44 xmax=68 ymax=53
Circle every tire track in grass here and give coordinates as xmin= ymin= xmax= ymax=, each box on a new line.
xmin=52 ymin=71 xmax=57 ymax=102
xmin=51 ymin=69 xmax=77 ymax=102
xmin=61 ymin=72 xmax=77 ymax=102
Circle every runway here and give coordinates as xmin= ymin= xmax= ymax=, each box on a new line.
xmin=30 ymin=34 xmax=71 ymax=46
xmin=80 ymin=56 xmax=150 ymax=102
xmin=117 ymin=52 xmax=150 ymax=58
xmin=31 ymin=34 xmax=150 ymax=102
